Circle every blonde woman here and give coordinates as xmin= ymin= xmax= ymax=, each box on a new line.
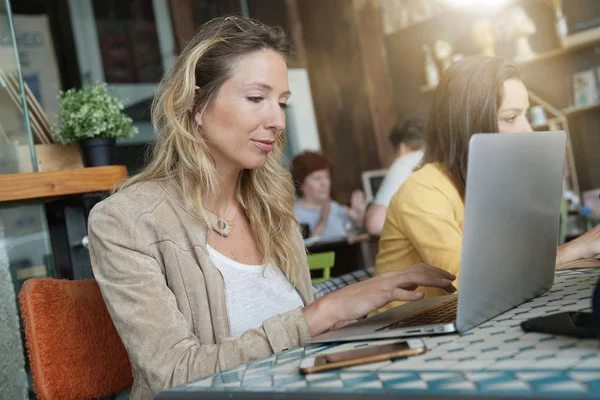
xmin=88 ymin=17 xmax=457 ymax=399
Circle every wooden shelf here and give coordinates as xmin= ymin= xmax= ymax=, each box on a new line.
xmin=518 ymin=27 xmax=600 ymax=66
xmin=517 ymin=47 xmax=574 ymax=66
xmin=420 ymin=84 xmax=437 ymax=93
xmin=0 ymin=166 xmax=127 ymax=203
xmin=563 ymin=102 xmax=600 ymax=116
xmin=561 ymin=25 xmax=600 ymax=50
xmin=420 ymin=26 xmax=600 ymax=92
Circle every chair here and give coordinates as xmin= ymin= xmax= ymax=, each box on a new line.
xmin=307 ymin=251 xmax=335 ymax=284
xmin=19 ymin=278 xmax=133 ymax=400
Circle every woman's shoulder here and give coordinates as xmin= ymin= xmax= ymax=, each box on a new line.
xmin=89 ymin=180 xmax=187 ymax=235
xmin=95 ymin=180 xmax=169 ymax=219
xmin=89 ymin=179 xmax=209 ymax=250
xmin=408 ymin=163 xmax=449 ymax=183
xmin=393 ymin=163 xmax=461 ymax=206
xmin=399 ymin=163 xmax=455 ymax=193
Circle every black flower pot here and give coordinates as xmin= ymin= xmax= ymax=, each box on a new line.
xmin=79 ymin=137 xmax=116 ymax=167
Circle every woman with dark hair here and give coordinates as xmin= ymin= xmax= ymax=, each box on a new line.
xmin=374 ymin=55 xmax=600 ymax=313
xmin=365 ymin=118 xmax=425 ymax=235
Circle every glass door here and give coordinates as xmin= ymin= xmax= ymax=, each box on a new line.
xmin=1 ymin=1 xmax=55 ymax=398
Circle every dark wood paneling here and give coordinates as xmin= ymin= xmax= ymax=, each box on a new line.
xmin=297 ymin=0 xmax=381 ymax=203
xmin=247 ymin=0 xmax=290 ymax=34
xmin=284 ymin=0 xmax=306 ymax=68
xmin=354 ymin=0 xmax=397 ymax=166
xmin=191 ymin=0 xmax=241 ymax=25
xmin=169 ymin=0 xmax=196 ymax=52
xmin=247 ymin=0 xmax=307 ymax=68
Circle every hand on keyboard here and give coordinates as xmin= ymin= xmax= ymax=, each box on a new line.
xmin=304 ymin=264 xmax=457 ymax=337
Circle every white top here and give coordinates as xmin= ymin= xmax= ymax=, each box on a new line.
xmin=373 ymin=150 xmax=424 ymax=207
xmin=294 ymin=200 xmax=350 ymax=239
xmin=207 ymin=245 xmax=304 ymax=338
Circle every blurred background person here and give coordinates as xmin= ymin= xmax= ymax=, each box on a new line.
xmin=365 ymin=118 xmax=425 ymax=235
xmin=291 ymin=151 xmax=367 ymax=239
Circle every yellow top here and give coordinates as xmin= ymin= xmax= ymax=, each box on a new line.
xmin=375 ymin=163 xmax=465 ymax=313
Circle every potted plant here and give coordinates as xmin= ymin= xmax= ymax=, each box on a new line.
xmin=52 ymin=83 xmax=138 ymax=167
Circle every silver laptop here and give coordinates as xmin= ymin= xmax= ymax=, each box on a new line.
xmin=361 ymin=169 xmax=388 ymax=202
xmin=309 ymin=131 xmax=566 ymax=343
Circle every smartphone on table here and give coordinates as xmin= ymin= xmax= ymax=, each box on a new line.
xmin=299 ymin=339 xmax=426 ymax=374
xmin=521 ymin=311 xmax=597 ymax=338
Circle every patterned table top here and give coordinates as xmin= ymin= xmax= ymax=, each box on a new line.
xmin=158 ymin=269 xmax=600 ymax=399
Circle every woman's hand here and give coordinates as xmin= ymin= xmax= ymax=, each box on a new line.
xmin=343 ymin=190 xmax=368 ymax=227
xmin=558 ymin=224 xmax=600 ymax=264
xmin=310 ymin=202 xmax=331 ymax=238
xmin=303 ymin=264 xmax=457 ymax=337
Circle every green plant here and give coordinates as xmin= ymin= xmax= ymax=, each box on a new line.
xmin=52 ymin=83 xmax=138 ymax=144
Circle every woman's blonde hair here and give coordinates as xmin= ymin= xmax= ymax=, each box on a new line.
xmin=118 ymin=16 xmax=304 ymax=283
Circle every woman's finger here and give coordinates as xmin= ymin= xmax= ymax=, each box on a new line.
xmin=394 ymin=272 xmax=454 ymax=289
xmin=392 ymin=288 xmax=424 ymax=301
xmin=407 ymin=263 xmax=456 ymax=280
xmin=445 ymin=283 xmax=457 ymax=293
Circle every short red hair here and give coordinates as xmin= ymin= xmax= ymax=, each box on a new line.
xmin=290 ymin=151 xmax=331 ymax=194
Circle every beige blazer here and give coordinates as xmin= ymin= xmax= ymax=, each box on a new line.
xmin=88 ymin=180 xmax=314 ymax=400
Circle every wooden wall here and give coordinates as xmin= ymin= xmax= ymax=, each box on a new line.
xmin=296 ymin=0 xmax=393 ymax=202
xmin=353 ymin=0 xmax=397 ymax=167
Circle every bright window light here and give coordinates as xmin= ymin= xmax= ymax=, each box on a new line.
xmin=443 ymin=0 xmax=511 ymax=12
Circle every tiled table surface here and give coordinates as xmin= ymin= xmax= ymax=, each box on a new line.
xmin=159 ymin=269 xmax=600 ymax=399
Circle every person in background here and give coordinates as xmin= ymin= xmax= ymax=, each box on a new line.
xmin=291 ymin=151 xmax=367 ymax=239
xmin=88 ymin=17 xmax=457 ymax=399
xmin=375 ymin=55 xmax=600 ymax=313
xmin=365 ymin=119 xmax=425 ymax=235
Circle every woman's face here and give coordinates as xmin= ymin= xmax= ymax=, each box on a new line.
xmin=301 ymin=169 xmax=331 ymax=204
xmin=195 ymin=49 xmax=290 ymax=172
xmin=497 ymin=78 xmax=532 ymax=134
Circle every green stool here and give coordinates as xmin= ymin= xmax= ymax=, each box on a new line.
xmin=308 ymin=252 xmax=335 ymax=284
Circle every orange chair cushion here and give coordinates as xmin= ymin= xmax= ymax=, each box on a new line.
xmin=19 ymin=278 xmax=133 ymax=400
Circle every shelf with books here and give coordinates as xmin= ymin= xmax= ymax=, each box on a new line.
xmin=419 ymin=26 xmax=600 ymax=93
xmin=519 ymin=25 xmax=600 ymax=66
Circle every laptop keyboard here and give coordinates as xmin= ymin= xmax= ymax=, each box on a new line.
xmin=376 ymin=297 xmax=458 ymax=331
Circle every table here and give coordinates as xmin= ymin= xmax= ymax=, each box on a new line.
xmin=0 ymin=166 xmax=127 ymax=279
xmin=158 ymin=269 xmax=600 ymax=399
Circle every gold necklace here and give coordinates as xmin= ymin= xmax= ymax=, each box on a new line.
xmin=216 ymin=207 xmax=238 ymax=237
xmin=224 ymin=213 xmax=237 ymax=230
